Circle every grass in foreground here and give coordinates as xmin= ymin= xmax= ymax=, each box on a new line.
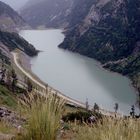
xmin=17 ymin=93 xmax=65 ymax=140
xmin=65 ymin=118 xmax=140 ymax=140
xmin=0 ymin=121 xmax=16 ymax=134
xmin=1 ymin=84 xmax=139 ymax=140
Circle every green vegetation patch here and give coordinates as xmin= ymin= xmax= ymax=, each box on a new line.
xmin=0 ymin=85 xmax=17 ymax=109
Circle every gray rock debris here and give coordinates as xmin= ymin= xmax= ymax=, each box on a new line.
xmin=0 ymin=107 xmax=25 ymax=128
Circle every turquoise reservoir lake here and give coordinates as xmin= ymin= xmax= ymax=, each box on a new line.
xmin=20 ymin=29 xmax=138 ymax=115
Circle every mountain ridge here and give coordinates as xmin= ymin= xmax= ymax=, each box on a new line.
xmin=20 ymin=0 xmax=75 ymax=28
xmin=0 ymin=1 xmax=29 ymax=32
xmin=0 ymin=1 xmax=37 ymax=62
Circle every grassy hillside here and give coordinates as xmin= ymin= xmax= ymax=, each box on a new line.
xmin=65 ymin=118 xmax=140 ymax=140
xmin=0 ymin=85 xmax=17 ymax=109
xmin=0 ymin=81 xmax=139 ymax=140
xmin=0 ymin=90 xmax=139 ymax=140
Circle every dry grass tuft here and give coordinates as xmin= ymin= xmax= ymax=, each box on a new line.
xmin=0 ymin=120 xmax=16 ymax=134
xmin=17 ymin=92 xmax=65 ymax=140
xmin=72 ymin=117 xmax=140 ymax=140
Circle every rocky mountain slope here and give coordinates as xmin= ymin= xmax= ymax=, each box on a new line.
xmin=0 ymin=1 xmax=38 ymax=70
xmin=20 ymin=0 xmax=76 ymax=28
xmin=21 ymin=0 xmax=140 ymax=91
xmin=0 ymin=1 xmax=28 ymax=32
xmin=60 ymin=0 xmax=140 ymax=61
xmin=59 ymin=0 xmax=140 ymax=91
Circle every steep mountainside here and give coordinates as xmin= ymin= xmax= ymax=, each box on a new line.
xmin=21 ymin=0 xmax=140 ymax=91
xmin=0 ymin=1 xmax=38 ymax=118
xmin=60 ymin=0 xmax=140 ymax=61
xmin=20 ymin=0 xmax=75 ymax=28
xmin=59 ymin=0 xmax=140 ymax=91
xmin=0 ymin=42 xmax=11 ymax=65
xmin=0 ymin=30 xmax=38 ymax=56
xmin=0 ymin=1 xmax=37 ymax=57
xmin=0 ymin=1 xmax=28 ymax=31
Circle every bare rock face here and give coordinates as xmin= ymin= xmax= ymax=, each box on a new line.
xmin=78 ymin=0 xmax=111 ymax=35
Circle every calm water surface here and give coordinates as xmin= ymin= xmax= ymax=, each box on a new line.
xmin=20 ymin=29 xmax=138 ymax=115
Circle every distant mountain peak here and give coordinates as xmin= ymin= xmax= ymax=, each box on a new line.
xmin=20 ymin=0 xmax=75 ymax=28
